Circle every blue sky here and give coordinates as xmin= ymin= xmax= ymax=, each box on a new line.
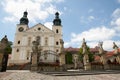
xmin=0 ymin=0 xmax=120 ymax=50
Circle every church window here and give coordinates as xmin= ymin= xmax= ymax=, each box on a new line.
xmin=56 ymin=49 xmax=59 ymax=52
xmin=18 ymin=40 xmax=20 ymax=44
xmin=45 ymin=37 xmax=48 ymax=45
xmin=56 ymin=41 xmax=59 ymax=45
xmin=56 ymin=29 xmax=59 ymax=33
xmin=38 ymin=27 xmax=41 ymax=30
xmin=16 ymin=49 xmax=19 ymax=52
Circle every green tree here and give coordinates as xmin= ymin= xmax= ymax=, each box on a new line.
xmin=4 ymin=41 xmax=12 ymax=54
xmin=78 ymin=46 xmax=94 ymax=62
xmin=65 ymin=52 xmax=73 ymax=64
xmin=78 ymin=48 xmax=83 ymax=62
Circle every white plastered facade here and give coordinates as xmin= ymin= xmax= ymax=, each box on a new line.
xmin=9 ymin=23 xmax=62 ymax=65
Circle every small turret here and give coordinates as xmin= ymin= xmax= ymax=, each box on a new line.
xmin=20 ymin=11 xmax=29 ymax=25
xmin=53 ymin=12 xmax=61 ymax=26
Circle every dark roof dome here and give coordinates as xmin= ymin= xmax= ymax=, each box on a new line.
xmin=53 ymin=12 xmax=61 ymax=26
xmin=20 ymin=11 xmax=29 ymax=25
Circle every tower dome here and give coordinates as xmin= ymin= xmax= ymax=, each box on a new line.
xmin=20 ymin=11 xmax=29 ymax=25
xmin=53 ymin=12 xmax=61 ymax=26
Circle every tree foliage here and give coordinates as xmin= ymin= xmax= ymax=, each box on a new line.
xmin=79 ymin=46 xmax=94 ymax=62
xmin=4 ymin=41 xmax=12 ymax=54
xmin=65 ymin=52 xmax=73 ymax=64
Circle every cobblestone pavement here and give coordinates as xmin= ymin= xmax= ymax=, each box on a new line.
xmin=0 ymin=71 xmax=120 ymax=80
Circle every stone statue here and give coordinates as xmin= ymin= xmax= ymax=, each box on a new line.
xmin=32 ymin=41 xmax=38 ymax=53
xmin=82 ymin=38 xmax=87 ymax=54
xmin=0 ymin=35 xmax=9 ymax=72
xmin=73 ymin=54 xmax=79 ymax=69
xmin=98 ymin=42 xmax=105 ymax=63
xmin=32 ymin=36 xmax=41 ymax=53
xmin=98 ymin=42 xmax=104 ymax=54
xmin=31 ymin=36 xmax=42 ymax=71
xmin=0 ymin=35 xmax=9 ymax=52
xmin=1 ymin=35 xmax=8 ymax=44
xmin=113 ymin=42 xmax=119 ymax=54
xmin=81 ymin=38 xmax=91 ymax=70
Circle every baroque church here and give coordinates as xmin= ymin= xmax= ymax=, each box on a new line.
xmin=9 ymin=11 xmax=63 ymax=65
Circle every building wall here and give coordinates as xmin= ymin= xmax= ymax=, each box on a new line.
xmin=9 ymin=24 xmax=62 ymax=65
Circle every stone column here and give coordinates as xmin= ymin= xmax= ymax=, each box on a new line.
xmin=31 ymin=52 xmax=38 ymax=71
xmin=31 ymin=36 xmax=41 ymax=72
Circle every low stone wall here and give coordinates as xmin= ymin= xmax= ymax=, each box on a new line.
xmin=108 ymin=64 xmax=120 ymax=70
xmin=91 ymin=63 xmax=120 ymax=70
xmin=91 ymin=64 xmax=104 ymax=70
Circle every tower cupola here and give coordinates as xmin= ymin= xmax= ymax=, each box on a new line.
xmin=20 ymin=11 xmax=29 ymax=25
xmin=53 ymin=12 xmax=61 ymax=26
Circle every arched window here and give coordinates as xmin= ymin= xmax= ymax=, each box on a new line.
xmin=56 ymin=29 xmax=59 ymax=33
xmin=56 ymin=41 xmax=59 ymax=45
xmin=16 ymin=49 xmax=19 ymax=52
xmin=56 ymin=49 xmax=59 ymax=52
xmin=18 ymin=40 xmax=20 ymax=44
xmin=45 ymin=37 xmax=48 ymax=45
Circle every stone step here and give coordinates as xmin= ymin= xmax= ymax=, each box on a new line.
xmin=40 ymin=70 xmax=120 ymax=76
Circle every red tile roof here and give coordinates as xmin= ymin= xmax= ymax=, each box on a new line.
xmin=64 ymin=47 xmax=79 ymax=52
xmin=64 ymin=47 xmax=120 ymax=61
xmin=64 ymin=46 xmax=99 ymax=53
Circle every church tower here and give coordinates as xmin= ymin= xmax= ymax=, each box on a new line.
xmin=16 ymin=11 xmax=29 ymax=33
xmin=52 ymin=12 xmax=63 ymax=53
xmin=10 ymin=11 xmax=30 ymax=64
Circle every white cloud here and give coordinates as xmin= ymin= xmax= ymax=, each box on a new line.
xmin=88 ymin=16 xmax=95 ymax=21
xmin=3 ymin=17 xmax=17 ymax=23
xmin=71 ymin=26 xmax=115 ymax=42
xmin=64 ymin=7 xmax=120 ymax=51
xmin=111 ymin=8 xmax=120 ymax=33
xmin=112 ymin=8 xmax=120 ymax=18
xmin=44 ymin=22 xmax=53 ymax=30
xmin=111 ymin=18 xmax=120 ymax=27
xmin=80 ymin=15 xmax=95 ymax=24
xmin=1 ymin=0 xmax=64 ymax=23
xmin=103 ymin=40 xmax=120 ymax=50
xmin=111 ymin=8 xmax=120 ymax=27
xmin=64 ymin=26 xmax=117 ymax=50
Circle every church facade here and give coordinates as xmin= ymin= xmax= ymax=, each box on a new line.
xmin=9 ymin=11 xmax=63 ymax=64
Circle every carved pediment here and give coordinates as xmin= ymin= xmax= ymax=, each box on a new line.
xmin=26 ymin=23 xmax=54 ymax=34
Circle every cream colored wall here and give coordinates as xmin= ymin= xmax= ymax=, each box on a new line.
xmin=52 ymin=25 xmax=62 ymax=54
xmin=9 ymin=24 xmax=63 ymax=65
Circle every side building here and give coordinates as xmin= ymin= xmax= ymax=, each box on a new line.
xmin=9 ymin=11 xmax=63 ymax=65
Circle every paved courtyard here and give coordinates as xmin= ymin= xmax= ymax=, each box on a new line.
xmin=0 ymin=70 xmax=120 ymax=80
